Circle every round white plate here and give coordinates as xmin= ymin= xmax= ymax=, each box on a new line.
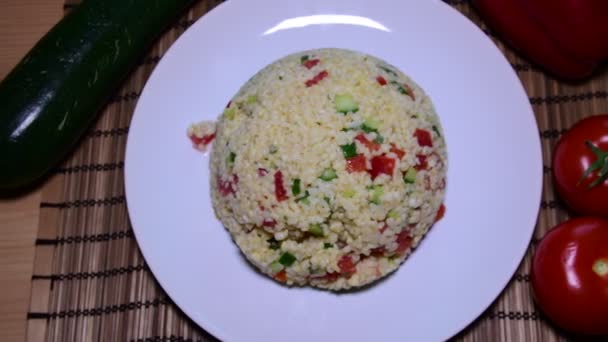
xmin=125 ymin=0 xmax=542 ymax=341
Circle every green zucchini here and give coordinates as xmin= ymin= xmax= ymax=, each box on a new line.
xmin=0 ymin=0 xmax=195 ymax=190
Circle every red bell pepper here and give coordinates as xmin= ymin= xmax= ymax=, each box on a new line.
xmin=473 ymin=0 xmax=608 ymax=80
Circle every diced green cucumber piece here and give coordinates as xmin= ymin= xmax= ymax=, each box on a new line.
xmin=334 ymin=94 xmax=359 ymax=113
xmin=319 ymin=168 xmax=337 ymax=181
xmin=308 ymin=224 xmax=324 ymax=237
xmin=370 ymin=185 xmax=384 ymax=204
xmin=361 ymin=117 xmax=380 ymax=132
xmin=247 ymin=94 xmax=258 ymax=104
xmin=269 ymin=260 xmax=283 ymax=273
xmin=342 ymin=188 xmax=356 ymax=198
xmin=403 ymin=168 xmax=417 ymax=184
xmin=387 ymin=209 xmax=399 ymax=219
xmin=223 ymin=107 xmax=236 ymax=120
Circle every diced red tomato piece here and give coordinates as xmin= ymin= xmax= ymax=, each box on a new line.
xmin=435 ymin=204 xmax=446 ymax=222
xmin=389 ymin=143 xmax=405 ymax=159
xmin=274 ymin=270 xmax=287 ymax=282
xmin=190 ymin=133 xmax=215 ymax=147
xmin=305 ymin=70 xmax=329 ymax=87
xmin=376 ymin=76 xmax=387 ymax=86
xmin=258 ymin=168 xmax=269 ymax=177
xmin=370 ymin=246 xmax=386 ymax=257
xmin=414 ymin=154 xmax=428 ymax=171
xmin=424 ymin=175 xmax=432 ymax=190
xmin=302 ymin=58 xmax=320 ymax=69
xmin=355 ymin=133 xmax=381 ymax=151
xmin=274 ymin=170 xmax=288 ymax=202
xmin=346 ymin=154 xmax=367 ymax=173
xmin=369 ymin=155 xmax=396 ymax=180
xmin=262 ymin=218 xmax=277 ymax=227
xmin=414 ymin=128 xmax=433 ymax=147
xmin=395 ymin=230 xmax=413 ymax=254
xmin=404 ymin=83 xmax=416 ymax=101
xmin=379 ymin=223 xmax=389 ymax=234
xmin=314 ymin=272 xmax=340 ymax=282
xmin=338 ymin=255 xmax=357 ymax=275
xmin=217 ymin=175 xmax=236 ymax=197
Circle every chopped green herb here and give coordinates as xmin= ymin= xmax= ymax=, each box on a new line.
xmin=319 ymin=168 xmax=337 ymax=181
xmin=411 ymin=115 xmax=418 ymax=119
xmin=295 ymin=190 xmax=310 ymax=204
xmin=324 ymin=243 xmax=334 ymax=249
xmin=369 ymin=185 xmax=384 ymax=205
xmin=292 ymin=179 xmax=301 ymax=196
xmin=267 ymin=238 xmax=280 ymax=250
xmin=247 ymin=94 xmax=258 ymax=104
xmin=269 ymin=144 xmax=278 ymax=154
xmin=278 ymin=76 xmax=283 ymax=80
xmin=279 ymin=252 xmax=296 ymax=267
xmin=403 ymin=168 xmax=417 ymax=184
xmin=269 ymin=260 xmax=283 ymax=273
xmin=374 ymin=134 xmax=385 ymax=144
xmin=378 ymin=65 xmax=398 ymax=77
xmin=226 ymin=152 xmax=236 ymax=167
xmin=300 ymin=55 xmax=309 ymax=64
xmin=340 ymin=143 xmax=357 ymax=158
xmin=308 ymin=224 xmax=324 ymax=237
xmin=390 ymin=81 xmax=408 ymax=95
xmin=223 ymin=107 xmax=236 ymax=120
xmin=334 ymin=94 xmax=359 ymax=114
xmin=432 ymin=125 xmax=441 ymax=137
xmin=323 ymin=197 xmax=331 ymax=205
xmin=387 ymin=209 xmax=399 ymax=219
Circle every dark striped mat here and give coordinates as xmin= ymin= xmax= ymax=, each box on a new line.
xmin=26 ymin=1 xmax=608 ymax=341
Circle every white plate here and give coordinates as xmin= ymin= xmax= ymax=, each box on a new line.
xmin=125 ymin=0 xmax=542 ymax=341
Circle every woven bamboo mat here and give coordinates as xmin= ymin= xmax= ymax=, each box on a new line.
xmin=25 ymin=1 xmax=608 ymax=341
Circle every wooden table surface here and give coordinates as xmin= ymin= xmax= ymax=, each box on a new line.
xmin=0 ymin=1 xmax=62 ymax=341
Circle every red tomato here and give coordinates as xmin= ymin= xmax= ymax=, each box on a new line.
xmin=414 ymin=154 xmax=428 ymax=171
xmin=355 ymin=133 xmax=381 ymax=151
xmin=376 ymin=76 xmax=387 ymax=86
xmin=369 ymin=155 xmax=395 ymax=180
xmin=189 ymin=133 xmax=215 ymax=147
xmin=338 ymin=255 xmax=357 ymax=275
xmin=435 ymin=204 xmax=446 ymax=222
xmin=217 ymin=174 xmax=237 ymax=197
xmin=389 ymin=143 xmax=406 ymax=159
xmin=273 ymin=170 xmax=288 ymax=202
xmin=531 ymin=217 xmax=608 ymax=335
xmin=414 ymin=128 xmax=433 ymax=147
xmin=395 ymin=230 xmax=413 ymax=254
xmin=553 ymin=114 xmax=608 ymax=217
xmin=302 ymin=58 xmax=320 ymax=69
xmin=262 ymin=218 xmax=277 ymax=228
xmin=305 ymin=70 xmax=328 ymax=87
xmin=274 ymin=270 xmax=287 ymax=283
xmin=345 ymin=154 xmax=367 ymax=173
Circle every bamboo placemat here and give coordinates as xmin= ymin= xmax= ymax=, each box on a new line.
xmin=25 ymin=1 xmax=608 ymax=341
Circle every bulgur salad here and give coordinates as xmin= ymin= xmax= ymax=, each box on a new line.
xmin=188 ymin=48 xmax=447 ymax=290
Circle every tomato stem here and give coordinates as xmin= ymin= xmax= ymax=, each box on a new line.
xmin=577 ymin=141 xmax=608 ymax=189
xmin=592 ymin=258 xmax=608 ymax=277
